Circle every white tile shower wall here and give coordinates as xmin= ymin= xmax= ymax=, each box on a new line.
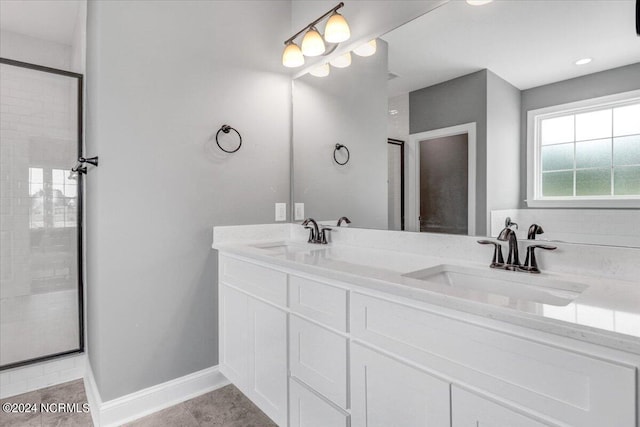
xmin=491 ymin=209 xmax=640 ymax=247
xmin=0 ymin=354 xmax=85 ymax=399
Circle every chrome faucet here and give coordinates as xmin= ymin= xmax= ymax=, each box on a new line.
xmin=337 ymin=216 xmax=351 ymax=226
xmin=301 ymin=218 xmax=332 ymax=244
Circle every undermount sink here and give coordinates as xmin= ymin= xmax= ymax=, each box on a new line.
xmin=402 ymin=264 xmax=588 ymax=306
xmin=251 ymin=241 xmax=325 ymax=256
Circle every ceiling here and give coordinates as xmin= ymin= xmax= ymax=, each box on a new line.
xmin=0 ymin=0 xmax=82 ymax=45
xmin=382 ymin=0 xmax=640 ymax=96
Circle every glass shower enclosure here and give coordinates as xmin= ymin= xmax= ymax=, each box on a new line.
xmin=0 ymin=58 xmax=84 ymax=370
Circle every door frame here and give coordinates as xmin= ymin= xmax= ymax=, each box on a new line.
xmin=387 ymin=138 xmax=405 ymax=231
xmin=408 ymin=122 xmax=476 ymax=235
xmin=0 ymin=57 xmax=84 ymax=370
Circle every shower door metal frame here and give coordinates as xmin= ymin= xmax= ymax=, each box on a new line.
xmin=0 ymin=57 xmax=85 ymax=371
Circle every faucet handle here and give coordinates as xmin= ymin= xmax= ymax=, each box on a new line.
xmin=477 ymin=240 xmax=504 ymax=268
xmin=320 ymin=227 xmax=332 ymax=244
xmin=504 ymin=217 xmax=518 ymax=230
xmin=527 ymin=224 xmax=544 ymax=240
xmin=523 ymin=244 xmax=557 ymax=273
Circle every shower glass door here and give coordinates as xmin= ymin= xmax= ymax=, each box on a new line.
xmin=0 ymin=58 xmax=83 ymax=369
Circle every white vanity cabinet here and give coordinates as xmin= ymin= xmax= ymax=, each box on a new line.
xmin=218 ymin=257 xmax=288 ymax=426
xmin=217 ymin=253 xmax=639 ymax=427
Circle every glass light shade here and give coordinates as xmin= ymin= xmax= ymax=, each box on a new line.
xmin=282 ymin=42 xmax=304 ymax=67
xmin=330 ymin=52 xmax=351 ymax=68
xmin=324 ymin=12 xmax=350 ymax=43
xmin=466 ymin=0 xmax=493 ymax=5
xmin=309 ymin=63 xmax=330 ymax=77
xmin=301 ymin=27 xmax=325 ymax=56
xmin=353 ymin=39 xmax=377 ymax=57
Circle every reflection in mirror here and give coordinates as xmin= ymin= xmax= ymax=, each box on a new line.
xmin=292 ymin=0 xmax=640 ymax=247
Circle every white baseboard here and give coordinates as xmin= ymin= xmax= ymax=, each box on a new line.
xmin=0 ymin=354 xmax=86 ymax=399
xmin=84 ymin=364 xmax=229 ymax=427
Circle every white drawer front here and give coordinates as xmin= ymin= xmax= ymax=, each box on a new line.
xmin=289 ymin=275 xmax=348 ymax=331
xmin=290 ymin=315 xmax=348 ymax=408
xmin=351 ymin=292 xmax=637 ymax=427
xmin=219 ymin=256 xmax=287 ymax=306
xmin=290 ymin=378 xmax=349 ymax=427
xmin=452 ymin=386 xmax=551 ymax=427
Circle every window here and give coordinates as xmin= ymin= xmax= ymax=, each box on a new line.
xmin=527 ymin=90 xmax=640 ymax=207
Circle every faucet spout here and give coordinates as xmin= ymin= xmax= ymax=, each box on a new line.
xmin=497 ymin=227 xmax=520 ymax=268
xmin=301 ymin=218 xmax=320 ymax=243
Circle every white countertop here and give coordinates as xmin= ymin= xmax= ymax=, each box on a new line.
xmin=213 ymin=235 xmax=640 ymax=355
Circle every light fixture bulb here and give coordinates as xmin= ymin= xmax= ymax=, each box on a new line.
xmin=575 ymin=57 xmax=592 ymax=65
xmin=324 ymin=12 xmax=351 ymax=43
xmin=330 ymin=52 xmax=351 ymax=68
xmin=309 ymin=63 xmax=330 ymax=77
xmin=353 ymin=39 xmax=377 ymax=57
xmin=466 ymin=0 xmax=493 ymax=5
xmin=282 ymin=41 xmax=304 ymax=67
xmin=301 ymin=27 xmax=326 ymax=57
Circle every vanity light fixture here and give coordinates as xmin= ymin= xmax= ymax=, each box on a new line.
xmin=575 ymin=57 xmax=592 ymax=65
xmin=330 ymin=52 xmax=352 ymax=68
xmin=282 ymin=2 xmax=350 ymax=67
xmin=466 ymin=0 xmax=493 ymax=5
xmin=353 ymin=39 xmax=377 ymax=57
xmin=310 ymin=63 xmax=331 ymax=77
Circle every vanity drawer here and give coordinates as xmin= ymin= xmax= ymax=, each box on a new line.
xmin=289 ymin=275 xmax=348 ymax=331
xmin=350 ymin=292 xmax=637 ymax=427
xmin=219 ymin=256 xmax=287 ymax=306
xmin=290 ymin=315 xmax=348 ymax=409
xmin=289 ymin=378 xmax=349 ymax=427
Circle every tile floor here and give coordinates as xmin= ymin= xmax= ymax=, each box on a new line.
xmin=0 ymin=380 xmax=275 ymax=427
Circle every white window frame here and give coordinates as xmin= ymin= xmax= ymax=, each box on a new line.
xmin=526 ymin=89 xmax=640 ymax=208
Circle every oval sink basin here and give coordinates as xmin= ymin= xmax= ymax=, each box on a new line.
xmin=402 ymin=264 xmax=588 ymax=307
xmin=251 ymin=241 xmax=326 ymax=256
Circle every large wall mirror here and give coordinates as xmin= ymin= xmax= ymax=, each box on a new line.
xmin=292 ymin=0 xmax=640 ymax=247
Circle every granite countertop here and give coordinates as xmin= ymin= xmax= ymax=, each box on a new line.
xmin=213 ymin=239 xmax=640 ymax=355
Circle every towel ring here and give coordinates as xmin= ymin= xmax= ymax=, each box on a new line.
xmin=333 ymin=143 xmax=350 ymax=165
xmin=216 ymin=124 xmax=242 ymax=153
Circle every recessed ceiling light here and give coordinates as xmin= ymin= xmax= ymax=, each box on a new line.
xmin=389 ymin=109 xmax=399 ymax=116
xmin=575 ymin=58 xmax=592 ymax=65
xmin=466 ymin=0 xmax=493 ymax=5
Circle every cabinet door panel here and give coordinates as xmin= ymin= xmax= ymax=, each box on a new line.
xmin=351 ymin=343 xmax=450 ymax=427
xmin=290 ymin=378 xmax=349 ymax=427
xmin=290 ymin=315 xmax=348 ymax=408
xmin=452 ymin=386 xmax=552 ymax=427
xmin=248 ymin=298 xmax=288 ymax=426
xmin=219 ymin=284 xmax=248 ymax=389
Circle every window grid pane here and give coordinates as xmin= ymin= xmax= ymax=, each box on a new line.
xmin=539 ymin=99 xmax=640 ymax=199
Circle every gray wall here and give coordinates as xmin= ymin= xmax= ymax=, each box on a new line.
xmin=293 ymin=40 xmax=389 ymax=229
xmin=519 ymin=62 xmax=640 ymax=207
xmin=409 ymin=70 xmax=488 ymax=234
xmin=486 ymin=71 xmax=521 ymax=224
xmin=86 ymin=0 xmax=291 ymax=401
